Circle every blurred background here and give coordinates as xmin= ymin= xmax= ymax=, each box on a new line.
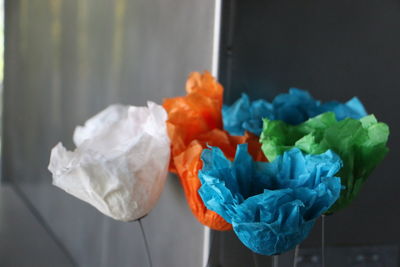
xmin=1 ymin=0 xmax=399 ymax=267
xmin=1 ymin=0 xmax=214 ymax=266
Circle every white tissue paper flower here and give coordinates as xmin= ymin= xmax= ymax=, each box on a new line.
xmin=48 ymin=102 xmax=171 ymax=222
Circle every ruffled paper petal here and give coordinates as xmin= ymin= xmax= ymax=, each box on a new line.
xmin=260 ymin=112 xmax=389 ymax=213
xmin=163 ymin=72 xmax=266 ymax=231
xmin=198 ymin=145 xmax=342 ymax=255
xmin=222 ymin=89 xmax=367 ymax=136
xmin=48 ymin=102 xmax=170 ymax=222
xmin=163 ymin=71 xmax=223 ymax=152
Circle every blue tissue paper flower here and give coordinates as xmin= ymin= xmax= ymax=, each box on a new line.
xmin=198 ymin=144 xmax=342 ymax=255
xmin=222 ymin=89 xmax=367 ymax=136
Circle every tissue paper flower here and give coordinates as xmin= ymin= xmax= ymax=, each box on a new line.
xmin=222 ymin=89 xmax=367 ymax=136
xmin=163 ymin=71 xmax=266 ymax=231
xmin=198 ymin=145 xmax=342 ymax=255
xmin=260 ymin=112 xmax=389 ymax=213
xmin=163 ymin=71 xmax=223 ymax=160
xmin=48 ymin=102 xmax=170 ymax=222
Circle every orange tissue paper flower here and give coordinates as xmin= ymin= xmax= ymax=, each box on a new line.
xmin=163 ymin=71 xmax=266 ymax=231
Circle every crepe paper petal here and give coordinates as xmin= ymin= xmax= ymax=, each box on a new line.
xmin=163 ymin=71 xmax=267 ymax=231
xmin=260 ymin=112 xmax=389 ymax=213
xmin=163 ymin=71 xmax=223 ymax=153
xmin=173 ymin=130 xmax=267 ymax=221
xmin=222 ymin=89 xmax=367 ymax=136
xmin=48 ymin=102 xmax=171 ymax=222
xmin=198 ymin=145 xmax=342 ymax=255
xmin=222 ymin=94 xmax=273 ymax=136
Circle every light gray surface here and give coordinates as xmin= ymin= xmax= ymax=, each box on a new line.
xmin=210 ymin=0 xmax=400 ymax=266
xmin=3 ymin=0 xmax=215 ymax=266
xmin=0 ymin=185 xmax=74 ymax=267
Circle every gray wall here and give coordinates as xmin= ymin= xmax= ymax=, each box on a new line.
xmin=210 ymin=0 xmax=400 ymax=266
xmin=3 ymin=0 xmax=215 ymax=266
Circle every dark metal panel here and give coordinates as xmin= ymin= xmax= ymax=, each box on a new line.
xmin=214 ymin=0 xmax=400 ymax=266
xmin=3 ymin=0 xmax=215 ymax=266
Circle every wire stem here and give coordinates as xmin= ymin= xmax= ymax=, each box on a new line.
xmin=272 ymin=255 xmax=279 ymax=267
xmin=138 ymin=218 xmax=153 ymax=267
xmin=293 ymin=244 xmax=300 ymax=267
xmin=252 ymin=252 xmax=259 ymax=267
xmin=321 ymin=215 xmax=326 ymax=267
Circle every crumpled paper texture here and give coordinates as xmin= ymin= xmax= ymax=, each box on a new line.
xmin=48 ymin=102 xmax=170 ymax=222
xmin=222 ymin=89 xmax=367 ymax=136
xmin=198 ymin=145 xmax=342 ymax=255
xmin=260 ymin=112 xmax=389 ymax=213
xmin=163 ymin=71 xmax=266 ymax=231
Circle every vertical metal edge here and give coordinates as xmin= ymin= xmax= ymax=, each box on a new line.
xmin=211 ymin=0 xmax=222 ymax=78
xmin=217 ymin=0 xmax=236 ymax=103
xmin=2 ymin=0 xmax=12 ymax=184
xmin=1 ymin=0 xmax=6 ymax=183
xmin=202 ymin=227 xmax=211 ymax=267
xmin=202 ymin=0 xmax=222 ymax=266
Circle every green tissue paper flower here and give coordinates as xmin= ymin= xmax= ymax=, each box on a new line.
xmin=260 ymin=112 xmax=389 ymax=213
